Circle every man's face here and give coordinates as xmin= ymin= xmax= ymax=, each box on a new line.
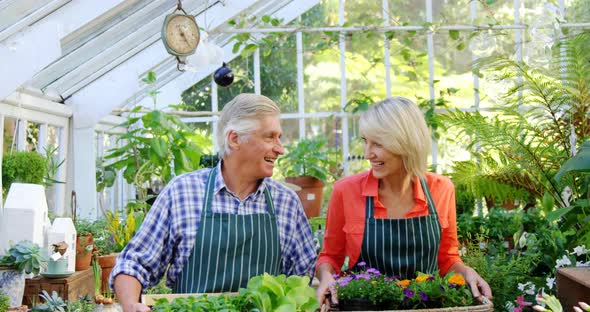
xmin=237 ymin=114 xmax=285 ymax=179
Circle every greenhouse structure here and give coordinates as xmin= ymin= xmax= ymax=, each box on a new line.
xmin=0 ymin=0 xmax=589 ymax=311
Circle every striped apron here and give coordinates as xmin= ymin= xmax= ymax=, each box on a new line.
xmin=358 ymin=177 xmax=442 ymax=279
xmin=173 ymin=167 xmax=282 ymax=293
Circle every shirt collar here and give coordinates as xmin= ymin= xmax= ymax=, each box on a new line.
xmin=361 ymin=169 xmax=427 ymax=205
xmin=213 ymin=161 xmax=267 ymax=196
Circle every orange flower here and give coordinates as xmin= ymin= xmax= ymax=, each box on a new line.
xmin=448 ymin=274 xmax=466 ymax=286
xmin=415 ymin=274 xmax=431 ymax=283
xmin=397 ymin=279 xmax=411 ymax=288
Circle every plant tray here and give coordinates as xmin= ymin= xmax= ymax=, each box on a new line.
xmin=330 ymin=300 xmax=493 ymax=312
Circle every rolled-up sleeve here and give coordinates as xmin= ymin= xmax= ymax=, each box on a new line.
xmin=317 ymin=181 xmax=347 ymax=274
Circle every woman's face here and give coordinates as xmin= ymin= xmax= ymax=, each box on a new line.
xmin=362 ymin=137 xmax=404 ymax=179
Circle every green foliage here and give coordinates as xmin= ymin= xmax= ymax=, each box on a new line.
xmin=32 ymin=290 xmax=66 ymax=312
xmin=73 ymin=218 xmax=93 ymax=236
xmin=152 ymin=274 xmax=318 ymax=312
xmin=0 ymin=240 xmax=47 ymax=275
xmin=66 ymin=296 xmax=95 ymax=312
xmin=2 ymin=151 xmax=46 ymax=195
xmin=461 ymin=241 xmax=542 ymax=312
xmin=104 ymin=210 xmax=143 ymax=253
xmin=0 ymin=291 xmax=9 ymax=312
xmin=277 ymin=136 xmax=337 ymax=182
xmin=97 ymin=72 xmax=205 ymax=213
xmin=442 ymin=32 xmax=590 ymax=209
xmin=41 ymin=145 xmax=65 ymax=187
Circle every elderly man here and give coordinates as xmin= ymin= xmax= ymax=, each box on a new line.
xmin=111 ymin=93 xmax=317 ymax=312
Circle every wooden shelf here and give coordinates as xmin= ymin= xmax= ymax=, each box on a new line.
xmin=23 ymin=268 xmax=94 ymax=306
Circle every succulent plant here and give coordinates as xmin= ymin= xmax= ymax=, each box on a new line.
xmin=32 ymin=290 xmax=67 ymax=312
xmin=0 ymin=240 xmax=47 ymax=275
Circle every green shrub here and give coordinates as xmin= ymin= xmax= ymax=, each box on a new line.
xmin=2 ymin=151 xmax=46 ymax=196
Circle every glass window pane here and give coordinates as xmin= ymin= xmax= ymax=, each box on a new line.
xmin=433 ymin=31 xmax=474 ymax=109
xmin=279 ymin=117 xmax=300 ymax=147
xmin=216 ymin=56 xmax=254 ymax=110
xmin=345 ymin=1 xmax=383 ymax=26
xmin=388 ymin=31 xmax=430 ymax=99
xmin=565 ymin=0 xmax=590 ymax=23
xmin=346 ymin=31 xmax=387 ymax=106
xmin=3 ymin=117 xmax=17 ymax=153
xmin=388 ymin=0 xmax=425 ymax=25
xmin=473 ymin=0 xmax=514 ymax=25
xmin=303 ymin=31 xmax=340 ymax=113
xmin=434 ymin=0 xmax=472 ymax=24
xmin=298 ymin=0 xmax=339 ymax=27
xmin=260 ymin=33 xmax=298 ymax=113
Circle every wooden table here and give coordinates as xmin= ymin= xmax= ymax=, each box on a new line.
xmin=556 ymin=267 xmax=590 ymax=312
xmin=23 ymin=268 xmax=94 ymax=306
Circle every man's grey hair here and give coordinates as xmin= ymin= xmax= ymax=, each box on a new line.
xmin=217 ymin=93 xmax=281 ymax=158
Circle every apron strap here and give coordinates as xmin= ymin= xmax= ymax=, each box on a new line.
xmin=364 ymin=177 xmax=437 ymax=218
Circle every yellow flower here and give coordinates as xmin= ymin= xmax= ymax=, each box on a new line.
xmin=371 ymin=281 xmax=377 ymax=285
xmin=397 ymin=279 xmax=411 ymax=288
xmin=448 ymin=274 xmax=466 ymax=286
xmin=415 ymin=274 xmax=431 ymax=283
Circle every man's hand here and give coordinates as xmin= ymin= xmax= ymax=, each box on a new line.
xmin=122 ymin=303 xmax=151 ymax=312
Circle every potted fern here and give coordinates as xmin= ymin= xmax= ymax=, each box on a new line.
xmin=0 ymin=240 xmax=47 ymax=308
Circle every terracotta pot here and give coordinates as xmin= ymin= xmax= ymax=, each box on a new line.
xmin=285 ymin=176 xmax=324 ymax=218
xmin=75 ymin=234 xmax=94 ymax=271
xmin=98 ymin=254 xmax=118 ymax=294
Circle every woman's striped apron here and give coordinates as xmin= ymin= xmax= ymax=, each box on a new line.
xmin=357 ymin=177 xmax=442 ymax=278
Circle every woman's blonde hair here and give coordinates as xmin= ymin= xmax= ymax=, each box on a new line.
xmin=217 ymin=93 xmax=280 ymax=158
xmin=359 ymin=96 xmax=431 ymax=177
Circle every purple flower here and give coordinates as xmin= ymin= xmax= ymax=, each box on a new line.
xmin=427 ymin=276 xmax=435 ymax=281
xmin=419 ymin=291 xmax=429 ymax=301
xmin=366 ymin=268 xmax=381 ymax=276
xmin=357 ymin=261 xmax=367 ymax=267
xmin=338 ymin=276 xmax=353 ymax=287
xmin=439 ymin=285 xmax=445 ymax=292
xmin=332 ymin=273 xmax=340 ymax=279
xmin=449 ymin=284 xmax=457 ymax=289
xmin=404 ymin=289 xmax=415 ymax=298
xmin=356 ymin=273 xmax=371 ymax=281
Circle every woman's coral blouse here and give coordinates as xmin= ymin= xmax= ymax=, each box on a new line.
xmin=317 ymin=170 xmax=463 ymax=275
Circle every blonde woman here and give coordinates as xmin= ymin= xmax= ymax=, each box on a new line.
xmin=316 ymin=97 xmax=492 ymax=308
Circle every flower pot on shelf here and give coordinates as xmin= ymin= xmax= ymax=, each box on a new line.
xmin=75 ymin=234 xmax=94 ymax=271
xmin=98 ymin=254 xmax=118 ymax=294
xmin=285 ymin=176 xmax=324 ymax=219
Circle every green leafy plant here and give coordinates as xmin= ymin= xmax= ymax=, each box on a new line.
xmin=96 ymin=72 xmax=205 ymax=213
xmin=104 ymin=210 xmax=143 ymax=253
xmin=2 ymin=151 xmax=46 ymax=197
xmin=66 ymin=295 xmax=95 ymax=312
xmin=42 ymin=145 xmax=65 ymax=187
xmin=0 ymin=291 xmax=9 ymax=312
xmin=442 ymin=32 xmax=590 ymax=210
xmin=278 ymin=136 xmax=337 ymax=183
xmin=0 ymin=240 xmax=47 ymax=275
xmin=32 ymin=290 xmax=66 ymax=312
xmin=335 ymin=263 xmax=474 ymax=310
xmin=152 ymin=274 xmax=319 ymax=312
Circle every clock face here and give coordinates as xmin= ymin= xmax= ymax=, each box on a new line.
xmin=164 ymin=14 xmax=200 ymax=55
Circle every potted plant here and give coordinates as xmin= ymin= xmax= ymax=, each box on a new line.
xmin=1 ymin=151 xmax=47 ymax=199
xmin=277 ymin=136 xmax=337 ymax=218
xmin=96 ymin=72 xmax=205 ymax=214
xmin=0 ymin=240 xmax=47 ymax=308
xmin=94 ymin=210 xmax=142 ymax=294
xmin=333 ymin=263 xmax=492 ymax=311
xmin=73 ymin=218 xmax=94 ymax=271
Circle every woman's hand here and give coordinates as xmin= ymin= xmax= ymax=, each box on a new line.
xmin=463 ymin=267 xmax=492 ymax=300
xmin=316 ymin=263 xmax=339 ymax=311
xmin=448 ymin=262 xmax=492 ymax=300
